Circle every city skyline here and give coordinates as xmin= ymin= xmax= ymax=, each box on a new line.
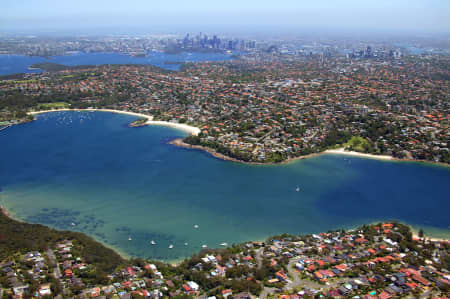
xmin=2 ymin=0 xmax=450 ymax=35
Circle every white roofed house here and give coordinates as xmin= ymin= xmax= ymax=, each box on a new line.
xmin=187 ymin=281 xmax=199 ymax=291
xmin=39 ymin=283 xmax=52 ymax=296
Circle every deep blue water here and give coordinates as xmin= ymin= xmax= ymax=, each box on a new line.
xmin=0 ymin=111 xmax=449 ymax=261
xmin=0 ymin=51 xmax=234 ymax=75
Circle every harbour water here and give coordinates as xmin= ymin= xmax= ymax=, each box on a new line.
xmin=0 ymin=51 xmax=234 ymax=75
xmin=0 ymin=111 xmax=449 ymax=261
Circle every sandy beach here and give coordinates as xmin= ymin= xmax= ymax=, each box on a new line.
xmin=168 ymin=139 xmax=449 ymax=167
xmin=324 ymin=148 xmax=393 ymax=160
xmin=410 ymin=224 xmax=450 ymax=243
xmin=29 ymin=108 xmax=200 ymax=136
xmin=412 ymin=233 xmax=450 ymax=243
xmin=26 ymin=110 xmax=448 ymax=166
xmin=170 ymin=140 xmax=397 ymax=165
xmin=145 ymin=120 xmax=200 ymax=136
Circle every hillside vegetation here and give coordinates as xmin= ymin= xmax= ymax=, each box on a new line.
xmin=0 ymin=209 xmax=124 ymax=275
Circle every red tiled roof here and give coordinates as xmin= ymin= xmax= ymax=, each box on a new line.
xmin=379 ymin=291 xmax=392 ymax=299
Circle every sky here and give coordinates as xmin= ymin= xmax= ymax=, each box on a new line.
xmin=2 ymin=0 xmax=450 ymax=35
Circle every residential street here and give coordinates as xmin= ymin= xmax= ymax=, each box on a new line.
xmin=46 ymin=248 xmax=61 ymax=279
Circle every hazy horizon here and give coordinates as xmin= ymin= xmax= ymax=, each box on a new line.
xmin=2 ymin=0 xmax=450 ymax=36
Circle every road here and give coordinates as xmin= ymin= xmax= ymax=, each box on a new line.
xmin=284 ymin=258 xmax=324 ymax=291
xmin=255 ymin=247 xmax=264 ymax=269
xmin=46 ymin=248 xmax=68 ymax=296
xmin=285 ymin=257 xmax=351 ymax=290
xmin=256 ymin=248 xmax=280 ymax=299
xmin=46 ymin=248 xmax=61 ymax=279
xmin=259 ymin=256 xmax=352 ymax=298
xmin=262 ymin=255 xmax=434 ymax=298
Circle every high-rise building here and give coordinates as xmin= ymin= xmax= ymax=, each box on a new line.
xmin=366 ymin=46 xmax=372 ymax=57
xmin=228 ymin=40 xmax=233 ymax=50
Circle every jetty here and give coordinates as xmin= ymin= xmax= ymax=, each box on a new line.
xmin=0 ymin=125 xmax=11 ymax=132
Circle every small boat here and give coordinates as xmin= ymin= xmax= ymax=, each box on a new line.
xmin=151 ymin=240 xmax=156 ymax=245
xmin=296 ymin=186 xmax=300 ymax=192
xmin=128 ymin=237 xmax=132 ymax=241
xmin=194 ymin=225 xmax=199 ymax=229
xmin=169 ymin=244 xmax=173 ymax=249
xmin=184 ymin=243 xmax=188 ymax=246
xmin=220 ymin=243 xmax=228 ymax=246
xmin=202 ymin=244 xmax=207 ymax=248
xmin=70 ymin=222 xmax=76 ymax=226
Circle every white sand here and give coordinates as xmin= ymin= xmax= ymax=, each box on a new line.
xmin=412 ymin=234 xmax=449 ymax=243
xmin=29 ymin=108 xmax=200 ymax=136
xmin=145 ymin=120 xmax=200 ymax=136
xmin=324 ymin=148 xmax=393 ymax=160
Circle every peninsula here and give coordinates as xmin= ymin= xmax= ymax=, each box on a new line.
xmin=1 ymin=55 xmax=448 ymax=165
xmin=28 ymin=109 xmax=420 ymax=165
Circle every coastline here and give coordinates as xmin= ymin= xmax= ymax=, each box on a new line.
xmin=0 ymin=204 xmax=231 ymax=265
xmin=26 ymin=109 xmax=448 ymax=166
xmin=169 ymin=138 xmax=324 ymax=165
xmin=323 ymin=148 xmax=393 ymax=160
xmin=169 ymin=138 xmax=255 ymax=164
xmin=144 ymin=120 xmax=200 ymax=136
xmin=171 ymin=139 xmax=449 ymax=167
xmin=324 ymin=149 xmax=450 ymax=167
xmin=409 ymin=223 xmax=450 ymax=243
xmin=350 ymin=220 xmax=450 ymax=243
xmin=0 ymin=205 xmax=24 ymax=224
xmin=412 ymin=232 xmax=450 ymax=243
xmin=0 ymin=204 xmax=131 ymax=260
xmin=28 ymin=108 xmax=200 ymax=136
xmin=29 ymin=108 xmax=154 ymax=121
xmin=1 ymin=205 xmax=449 ymax=265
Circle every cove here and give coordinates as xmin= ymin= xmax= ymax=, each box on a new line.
xmin=0 ymin=111 xmax=449 ymax=261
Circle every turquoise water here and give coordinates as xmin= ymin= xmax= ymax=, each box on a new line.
xmin=0 ymin=52 xmax=234 ymax=75
xmin=0 ymin=111 xmax=449 ymax=261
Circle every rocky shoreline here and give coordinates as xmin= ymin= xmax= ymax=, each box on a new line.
xmin=170 ymin=138 xmax=450 ymax=167
xmin=169 ymin=138 xmax=323 ymax=165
